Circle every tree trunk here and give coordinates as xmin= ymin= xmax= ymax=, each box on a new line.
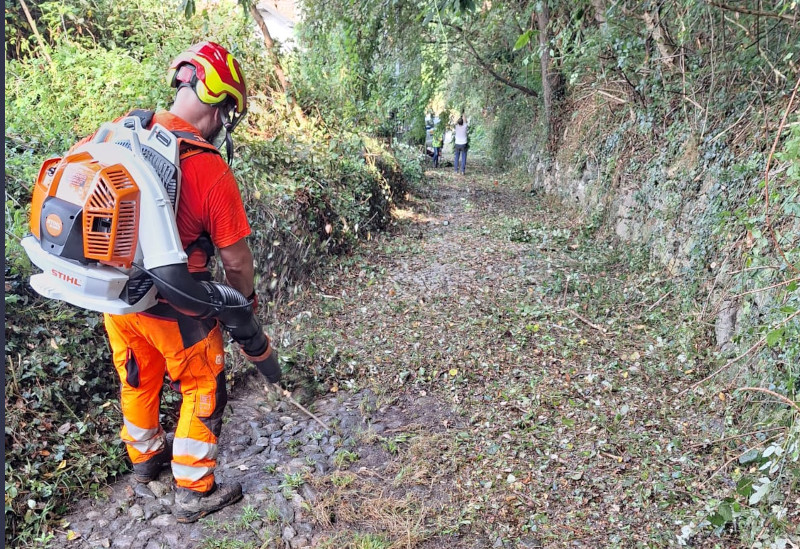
xmin=248 ymin=3 xmax=290 ymax=94
xmin=19 ymin=0 xmax=53 ymax=67
xmin=537 ymin=4 xmax=553 ymax=139
xmin=643 ymin=9 xmax=675 ymax=70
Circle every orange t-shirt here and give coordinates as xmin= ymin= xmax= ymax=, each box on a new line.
xmin=151 ymin=112 xmax=251 ymax=272
xmin=71 ymin=111 xmax=251 ymax=273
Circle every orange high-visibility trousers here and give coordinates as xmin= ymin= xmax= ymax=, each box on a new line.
xmin=104 ymin=310 xmax=227 ymax=492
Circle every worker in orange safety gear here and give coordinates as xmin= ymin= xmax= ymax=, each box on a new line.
xmin=96 ymin=41 xmax=270 ymax=523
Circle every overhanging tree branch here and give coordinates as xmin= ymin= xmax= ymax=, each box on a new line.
xmin=240 ymin=1 xmax=306 ymax=122
xmin=244 ymin=1 xmax=290 ymax=94
xmin=447 ymin=22 xmax=538 ymax=97
xmin=706 ymin=0 xmax=797 ymax=23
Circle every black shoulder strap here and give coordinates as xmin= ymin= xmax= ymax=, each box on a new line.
xmin=184 ymin=232 xmax=216 ymax=269
xmin=127 ymin=109 xmax=156 ymax=129
xmin=171 ymin=130 xmax=222 ymax=159
xmin=171 ymin=129 xmax=206 ymax=142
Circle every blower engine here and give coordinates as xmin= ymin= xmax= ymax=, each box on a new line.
xmin=22 ymin=116 xmax=184 ymax=314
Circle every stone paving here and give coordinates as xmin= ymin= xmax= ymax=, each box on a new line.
xmin=53 ymin=386 xmax=421 ymax=549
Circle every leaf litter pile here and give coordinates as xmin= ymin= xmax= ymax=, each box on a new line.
xmin=264 ymin=164 xmax=793 ymax=548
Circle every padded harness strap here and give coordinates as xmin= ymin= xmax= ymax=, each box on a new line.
xmin=125 ymin=110 xmax=220 ymax=265
xmin=128 ymin=109 xmax=156 ymax=129
xmin=125 ymin=110 xmax=220 ymax=159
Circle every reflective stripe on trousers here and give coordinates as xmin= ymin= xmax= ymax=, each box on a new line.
xmin=172 ymin=437 xmax=218 ymax=483
xmin=122 ymin=417 xmax=165 ymax=455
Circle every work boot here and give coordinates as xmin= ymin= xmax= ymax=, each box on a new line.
xmin=132 ymin=433 xmax=174 ymax=484
xmin=173 ymin=482 xmax=243 ymax=523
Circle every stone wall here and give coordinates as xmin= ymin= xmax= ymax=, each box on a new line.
xmin=505 ymin=113 xmax=778 ymax=353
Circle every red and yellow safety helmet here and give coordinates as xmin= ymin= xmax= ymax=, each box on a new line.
xmin=168 ymin=41 xmax=247 ymax=115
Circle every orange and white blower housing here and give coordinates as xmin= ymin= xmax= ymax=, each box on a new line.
xmin=22 ymin=116 xmax=187 ymax=314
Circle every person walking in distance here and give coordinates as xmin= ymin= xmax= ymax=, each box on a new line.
xmin=92 ymin=42 xmax=276 ymax=523
xmin=432 ymin=122 xmax=444 ymax=168
xmin=453 ymin=115 xmax=468 ymax=175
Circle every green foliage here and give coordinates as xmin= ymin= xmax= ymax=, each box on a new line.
xmin=447 ymin=2 xmax=799 ymax=544
xmin=230 ymin=132 xmax=411 ymax=317
xmin=293 ymin=0 xmax=446 ymax=142
xmin=6 ymin=0 xmax=797 ymax=546
xmin=7 ymin=0 xmax=185 ymax=58
xmin=333 ymin=449 xmax=360 ymax=468
xmin=4 ymin=291 xmax=123 ymax=546
xmin=488 ymin=99 xmax=539 ymax=169
xmin=715 ymin=119 xmax=800 ymax=385
xmin=280 ymin=472 xmax=305 ymax=492
xmin=199 ymin=538 xmax=258 ymax=549
xmin=6 ymin=45 xmax=171 ymax=152
xmin=392 ymin=143 xmax=425 ymax=187
xmin=4 ymin=1 xmax=267 ymax=154
xmin=560 ymin=94 xmax=800 ymax=547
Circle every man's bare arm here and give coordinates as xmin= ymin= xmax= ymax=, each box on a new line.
xmin=219 ymin=238 xmax=255 ymax=297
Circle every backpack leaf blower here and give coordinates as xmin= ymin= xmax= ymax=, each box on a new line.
xmin=21 ymin=116 xmax=280 ymax=382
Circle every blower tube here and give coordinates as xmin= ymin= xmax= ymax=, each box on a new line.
xmin=146 ymin=263 xmax=281 ymax=383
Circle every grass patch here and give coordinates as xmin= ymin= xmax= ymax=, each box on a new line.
xmin=333 ymin=450 xmax=360 ymax=468
xmin=280 ymin=472 xmax=306 ymax=490
xmin=318 ymin=532 xmax=393 ymax=549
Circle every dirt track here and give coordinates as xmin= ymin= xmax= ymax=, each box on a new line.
xmin=53 ymin=164 xmax=763 ymax=548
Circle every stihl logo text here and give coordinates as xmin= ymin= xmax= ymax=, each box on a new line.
xmin=51 ymin=269 xmax=82 ymax=287
xmin=45 ymin=214 xmax=63 ymax=237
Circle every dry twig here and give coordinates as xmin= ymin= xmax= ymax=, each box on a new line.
xmin=688 ymin=426 xmax=785 ymax=449
xmin=680 ymin=337 xmax=766 ymax=395
xmin=265 ymin=383 xmax=330 ymax=430
xmin=736 ymin=387 xmax=800 ymax=413
xmin=681 ymin=309 xmax=800 ymax=395
xmin=566 ymin=308 xmax=607 ymax=333
xmin=731 ymin=276 xmax=800 ymax=299
xmin=764 ymin=77 xmax=800 ymax=273
xmin=18 ymin=0 xmax=53 ymax=68
xmin=702 ymin=433 xmax=782 ymax=487
xmin=707 ymin=0 xmax=798 ymax=23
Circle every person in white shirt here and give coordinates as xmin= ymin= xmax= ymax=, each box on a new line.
xmin=453 ymin=116 xmax=468 ymax=175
